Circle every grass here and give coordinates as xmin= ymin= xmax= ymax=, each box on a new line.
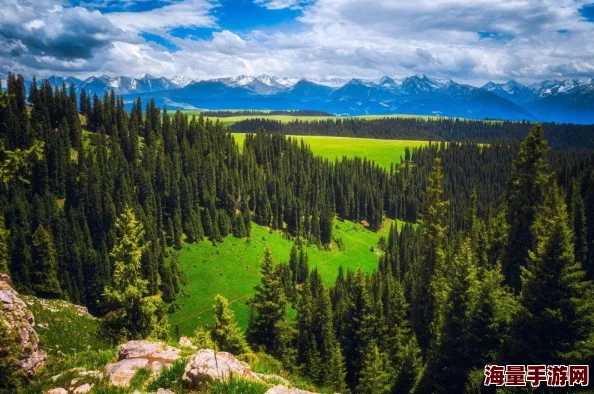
xmin=22 ymin=296 xmax=109 ymax=357
xmin=169 ymin=218 xmax=405 ymax=336
xmin=209 ymin=378 xmax=270 ymax=394
xmin=233 ymin=133 xmax=429 ymax=169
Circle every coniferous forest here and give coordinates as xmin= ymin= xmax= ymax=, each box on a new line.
xmin=2 ymin=72 xmax=594 ymax=393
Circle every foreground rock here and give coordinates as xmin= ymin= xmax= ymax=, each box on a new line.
xmin=0 ymin=273 xmax=46 ymax=374
xmin=266 ymin=386 xmax=320 ymax=394
xmin=183 ymin=349 xmax=262 ymax=387
xmin=105 ymin=340 xmax=181 ymax=387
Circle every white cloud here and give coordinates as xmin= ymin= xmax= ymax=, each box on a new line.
xmin=254 ymin=0 xmax=313 ymax=10
xmin=105 ymin=0 xmax=217 ymax=33
xmin=3 ymin=0 xmax=594 ymax=84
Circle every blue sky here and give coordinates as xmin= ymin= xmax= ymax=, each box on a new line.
xmin=2 ymin=0 xmax=594 ymax=84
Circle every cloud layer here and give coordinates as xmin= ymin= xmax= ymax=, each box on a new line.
xmin=2 ymin=0 xmax=594 ymax=84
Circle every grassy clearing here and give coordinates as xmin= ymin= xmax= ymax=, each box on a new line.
xmin=169 ymin=218 xmax=404 ymax=335
xmin=233 ymin=134 xmax=429 ymax=169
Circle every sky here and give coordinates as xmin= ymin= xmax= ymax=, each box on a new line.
xmin=1 ymin=0 xmax=594 ymax=85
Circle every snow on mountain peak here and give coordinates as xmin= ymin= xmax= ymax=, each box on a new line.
xmin=171 ymin=75 xmax=194 ymax=88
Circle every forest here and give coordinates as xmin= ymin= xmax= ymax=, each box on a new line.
xmin=1 ymin=72 xmax=594 ymax=393
xmin=200 ymin=110 xmax=334 ymax=117
xmin=230 ymin=117 xmax=594 ymax=151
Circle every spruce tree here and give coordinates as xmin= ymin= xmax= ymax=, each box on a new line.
xmin=409 ymin=157 xmax=448 ymax=350
xmin=246 ymin=247 xmax=293 ymax=360
xmin=31 ymin=225 xmax=61 ymax=298
xmin=102 ymin=206 xmax=161 ymax=342
xmin=211 ymin=294 xmax=249 ymax=354
xmin=506 ymin=183 xmax=594 ymax=367
xmin=356 ymin=342 xmax=392 ymax=394
xmin=501 ymin=124 xmax=551 ymax=291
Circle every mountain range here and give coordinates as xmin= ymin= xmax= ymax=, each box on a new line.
xmin=15 ymin=73 xmax=594 ymax=124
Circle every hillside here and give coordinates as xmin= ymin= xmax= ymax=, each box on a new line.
xmin=169 ymin=218 xmax=407 ymax=335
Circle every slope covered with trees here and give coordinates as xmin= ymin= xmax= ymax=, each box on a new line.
xmin=2 ymin=73 xmax=594 ymax=393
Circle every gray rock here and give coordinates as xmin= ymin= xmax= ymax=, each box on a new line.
xmin=183 ymin=349 xmax=262 ymax=387
xmin=46 ymin=389 xmax=68 ymax=394
xmin=0 ymin=275 xmax=46 ymax=374
xmin=105 ymin=358 xmax=149 ymax=387
xmin=73 ymin=383 xmax=93 ymax=393
xmin=118 ymin=340 xmax=180 ymax=363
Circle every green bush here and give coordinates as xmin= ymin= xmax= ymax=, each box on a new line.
xmin=209 ymin=378 xmax=269 ymax=394
xmin=146 ymin=357 xmax=188 ymax=393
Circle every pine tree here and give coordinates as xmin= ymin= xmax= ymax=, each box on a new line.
xmin=31 ymin=225 xmax=61 ymax=298
xmin=211 ymin=294 xmax=249 ymax=354
xmin=102 ymin=206 xmax=161 ymax=342
xmin=506 ymin=183 xmax=594 ymax=367
xmin=246 ymin=247 xmax=293 ymax=360
xmin=501 ymin=124 xmax=551 ymax=292
xmin=409 ymin=157 xmax=448 ymax=350
xmin=356 ymin=342 xmax=392 ymax=394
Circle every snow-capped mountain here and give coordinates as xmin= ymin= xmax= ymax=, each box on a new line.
xmin=215 ymin=75 xmax=290 ymax=94
xmin=27 ymin=73 xmax=594 ymax=123
xmin=528 ymin=80 xmax=564 ymax=97
xmin=171 ymin=76 xmax=195 ymax=88
xmin=482 ymin=80 xmax=536 ymax=104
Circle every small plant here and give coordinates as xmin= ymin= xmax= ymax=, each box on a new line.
xmin=209 ymin=378 xmax=269 ymax=394
xmin=146 ymin=357 xmax=188 ymax=393
xmin=249 ymin=352 xmax=284 ymax=375
xmin=129 ymin=367 xmax=151 ymax=390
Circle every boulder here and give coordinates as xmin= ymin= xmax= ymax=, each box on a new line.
xmin=105 ymin=340 xmax=181 ymax=387
xmin=0 ymin=274 xmax=46 ymax=374
xmin=183 ymin=349 xmax=262 ymax=387
xmin=105 ymin=358 xmax=149 ymax=387
xmin=72 ymin=383 xmax=93 ymax=393
xmin=266 ymin=386 xmax=320 ymax=394
xmin=46 ymin=389 xmax=68 ymax=394
xmin=118 ymin=340 xmax=180 ymax=363
xmin=157 ymin=389 xmax=176 ymax=394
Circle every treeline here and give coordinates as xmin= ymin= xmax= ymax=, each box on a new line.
xmin=240 ymin=126 xmax=594 ymax=393
xmin=230 ymin=117 xmax=594 ymax=151
xmin=201 ymin=109 xmax=334 ymax=117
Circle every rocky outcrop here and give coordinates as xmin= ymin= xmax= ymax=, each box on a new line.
xmin=183 ymin=349 xmax=262 ymax=387
xmin=105 ymin=340 xmax=181 ymax=387
xmin=266 ymin=386 xmax=320 ymax=394
xmin=0 ymin=274 xmax=46 ymax=374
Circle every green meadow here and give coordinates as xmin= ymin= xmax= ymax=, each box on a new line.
xmin=233 ymin=134 xmax=429 ymax=169
xmin=169 ymin=218 xmax=406 ymax=336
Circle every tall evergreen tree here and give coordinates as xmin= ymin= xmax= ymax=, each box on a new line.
xmin=246 ymin=247 xmax=294 ymax=360
xmin=102 ymin=206 xmax=161 ymax=342
xmin=506 ymin=183 xmax=594 ymax=368
xmin=409 ymin=157 xmax=448 ymax=351
xmin=356 ymin=342 xmax=392 ymax=394
xmin=501 ymin=124 xmax=551 ymax=291
xmin=31 ymin=225 xmax=61 ymax=298
xmin=211 ymin=294 xmax=249 ymax=354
